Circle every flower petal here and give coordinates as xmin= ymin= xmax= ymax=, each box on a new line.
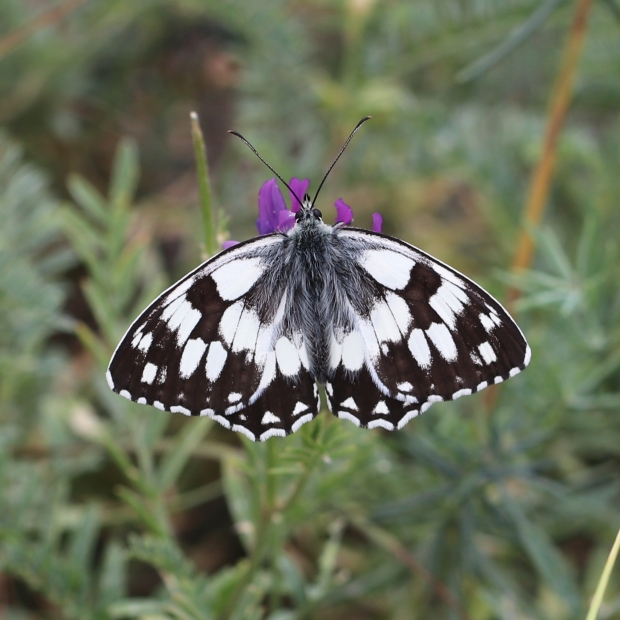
xmin=278 ymin=209 xmax=296 ymax=231
xmin=257 ymin=179 xmax=287 ymax=234
xmin=372 ymin=212 xmax=383 ymax=233
xmin=334 ymin=198 xmax=353 ymax=225
xmin=289 ymin=178 xmax=310 ymax=213
xmin=222 ymin=240 xmax=240 ymax=249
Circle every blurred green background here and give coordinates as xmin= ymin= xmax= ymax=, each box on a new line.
xmin=1 ymin=0 xmax=620 ymax=618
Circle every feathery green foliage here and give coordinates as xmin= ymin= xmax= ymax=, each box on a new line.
xmin=1 ymin=1 xmax=620 ymax=619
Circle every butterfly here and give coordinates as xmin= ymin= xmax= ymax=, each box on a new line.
xmin=107 ymin=118 xmax=530 ymax=442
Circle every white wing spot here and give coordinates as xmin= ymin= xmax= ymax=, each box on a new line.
xmin=137 ymin=397 xmax=147 ymax=405
xmin=176 ymin=308 xmax=201 ymax=347
xmin=426 ymin=323 xmax=458 ymax=362
xmin=397 ymin=381 xmax=413 ymax=392
xmin=494 ymin=376 xmax=504 ymax=385
xmin=341 ymin=396 xmax=358 ymax=411
xmin=408 ymin=329 xmax=432 ymax=369
xmin=524 ymin=345 xmax=532 ymax=366
xmin=261 ymin=411 xmax=281 ymax=425
xmin=397 ymin=409 xmax=419 ymax=429
xmin=360 ymin=249 xmax=415 ymax=290
xmin=429 ymin=395 xmax=444 ymax=403
xmin=292 ymin=414 xmax=313 ymax=433
xmin=452 ymin=388 xmax=472 ymax=400
xmin=509 ymin=367 xmax=521 ymax=377
xmin=293 ymin=402 xmax=308 ymax=416
xmin=371 ymin=300 xmax=402 ymax=344
xmin=228 ymin=392 xmax=242 ymax=403
xmin=478 ymin=341 xmax=497 ymax=365
xmin=275 ymin=337 xmax=301 ymax=376
xmin=158 ymin=367 xmax=167 ymax=384
xmin=141 ymin=363 xmax=158 ymax=385
xmin=273 ymin=291 xmax=287 ymax=325
xmin=385 ymin=292 xmax=412 ymax=333
xmin=368 ymin=419 xmax=394 ymax=430
xmin=256 ymin=351 xmax=277 ymax=393
xmin=200 ymin=408 xmax=215 ymax=416
xmin=429 ymin=281 xmax=466 ymax=330
xmin=179 ymin=338 xmax=207 ymax=379
xmin=373 ymin=401 xmax=389 ymax=415
xmin=163 ymin=298 xmax=192 ymax=332
xmin=329 ymin=334 xmax=342 ymax=369
xmin=131 ymin=328 xmax=144 ymax=348
xmin=326 ymin=383 xmax=334 ymax=396
xmin=486 ymin=303 xmax=499 ymax=317
xmin=106 ymin=370 xmax=114 ymax=389
xmin=162 ymin=276 xmax=195 ymax=306
xmin=470 ymin=351 xmax=482 ymax=365
xmin=260 ymin=428 xmax=286 ymax=441
xmin=341 ymin=330 xmax=365 ymax=371
xmin=212 ymin=414 xmax=231 ymax=429
xmin=211 ymin=257 xmax=264 ymax=301
xmin=358 ymin=319 xmax=380 ymax=361
xmin=137 ymin=332 xmax=153 ymax=353
xmin=338 ymin=411 xmax=361 ymax=427
xmin=430 ymin=263 xmax=466 ymax=289
xmin=153 ymin=401 xmax=165 ymax=410
xmin=232 ymin=308 xmax=261 ymax=353
xmin=232 ymin=425 xmax=256 ymax=441
xmin=479 ymin=313 xmax=496 ymax=333
xmin=205 ymin=341 xmax=228 ymax=382
xmin=219 ymin=301 xmax=244 ymax=346
xmin=171 ymin=405 xmax=191 ymax=415
xmin=477 ymin=381 xmax=488 ymax=391
xmin=298 ymin=341 xmax=311 ymax=370
xmin=160 ymin=295 xmax=186 ymax=323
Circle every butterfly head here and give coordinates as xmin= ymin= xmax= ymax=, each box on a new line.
xmin=294 ymin=193 xmax=323 ymax=226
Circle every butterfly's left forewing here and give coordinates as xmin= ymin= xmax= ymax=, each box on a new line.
xmin=107 ymin=234 xmax=319 ymax=440
xmin=326 ymin=228 xmax=531 ymax=430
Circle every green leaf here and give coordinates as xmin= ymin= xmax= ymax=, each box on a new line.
xmin=501 ymin=490 xmax=580 ymax=613
xmin=158 ymin=417 xmax=213 ymax=491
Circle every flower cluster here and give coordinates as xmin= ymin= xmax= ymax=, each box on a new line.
xmin=222 ymin=178 xmax=382 ymax=249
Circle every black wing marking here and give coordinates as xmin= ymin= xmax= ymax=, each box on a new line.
xmin=107 ymin=234 xmax=319 ymax=439
xmin=327 ymin=228 xmax=530 ymax=430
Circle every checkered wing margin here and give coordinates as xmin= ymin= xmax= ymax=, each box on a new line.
xmin=325 ymin=228 xmax=531 ymax=431
xmin=106 ymin=235 xmax=319 ymax=442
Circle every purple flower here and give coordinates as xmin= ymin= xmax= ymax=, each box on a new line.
xmin=289 ymin=178 xmax=310 ymax=213
xmin=222 ymin=178 xmax=383 ymax=249
xmin=257 ymin=179 xmax=288 ymax=234
xmin=334 ymin=198 xmax=353 ymax=225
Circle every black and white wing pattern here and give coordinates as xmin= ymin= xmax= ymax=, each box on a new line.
xmin=107 ymin=235 xmax=320 ymax=442
xmin=325 ymin=228 xmax=531 ymax=431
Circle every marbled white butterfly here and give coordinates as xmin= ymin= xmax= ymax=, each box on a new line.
xmin=107 ymin=118 xmax=530 ymax=441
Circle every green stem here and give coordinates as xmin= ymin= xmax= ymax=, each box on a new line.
xmin=190 ymin=111 xmax=216 ymax=257
xmin=585 ymin=526 xmax=620 ymax=620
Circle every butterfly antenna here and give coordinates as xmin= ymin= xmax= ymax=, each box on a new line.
xmin=228 ymin=130 xmax=305 ymax=210
xmin=311 ymin=116 xmax=371 ymax=208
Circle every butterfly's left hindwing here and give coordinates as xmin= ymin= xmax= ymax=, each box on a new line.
xmin=107 ymin=235 xmax=319 ymax=441
xmin=325 ymin=228 xmax=531 ymax=430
